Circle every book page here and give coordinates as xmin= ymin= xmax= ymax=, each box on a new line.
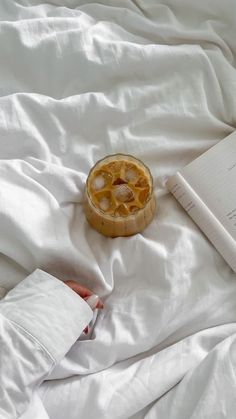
xmin=179 ymin=131 xmax=236 ymax=240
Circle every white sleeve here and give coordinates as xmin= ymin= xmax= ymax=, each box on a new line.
xmin=0 ymin=269 xmax=93 ymax=419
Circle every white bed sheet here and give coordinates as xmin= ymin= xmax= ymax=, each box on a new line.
xmin=0 ymin=1 xmax=236 ymax=418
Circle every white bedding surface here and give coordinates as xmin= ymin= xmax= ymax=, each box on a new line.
xmin=1 ymin=1 xmax=236 ymax=418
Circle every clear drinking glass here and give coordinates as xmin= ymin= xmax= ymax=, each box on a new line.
xmin=84 ymin=154 xmax=156 ymax=237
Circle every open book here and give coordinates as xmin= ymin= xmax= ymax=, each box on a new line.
xmin=166 ymin=131 xmax=236 ymax=272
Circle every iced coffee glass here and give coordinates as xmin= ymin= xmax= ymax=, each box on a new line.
xmin=84 ymin=154 xmax=156 ymax=237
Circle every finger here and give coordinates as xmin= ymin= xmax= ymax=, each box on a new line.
xmin=83 ymin=326 xmax=89 ymax=334
xmin=96 ymin=300 xmax=104 ymax=309
xmin=64 ymin=281 xmax=104 ymax=307
xmin=64 ymin=280 xmax=93 ymax=298
xmin=85 ymin=295 xmax=104 ymax=310
xmin=72 ymin=284 xmax=93 ymax=298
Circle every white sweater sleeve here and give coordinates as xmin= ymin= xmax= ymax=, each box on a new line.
xmin=0 ymin=269 xmax=93 ymax=419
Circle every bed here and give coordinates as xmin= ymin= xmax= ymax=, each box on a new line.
xmin=1 ymin=1 xmax=236 ymax=418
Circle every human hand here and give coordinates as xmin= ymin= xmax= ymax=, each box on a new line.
xmin=64 ymin=280 xmax=103 ymax=335
xmin=64 ymin=280 xmax=104 ymax=309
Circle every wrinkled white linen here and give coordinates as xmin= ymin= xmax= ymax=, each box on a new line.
xmin=0 ymin=0 xmax=236 ymax=418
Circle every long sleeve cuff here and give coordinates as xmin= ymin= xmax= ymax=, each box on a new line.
xmin=0 ymin=269 xmax=93 ymax=362
xmin=0 ymin=269 xmax=93 ymax=419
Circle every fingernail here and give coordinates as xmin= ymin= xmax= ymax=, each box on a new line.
xmin=85 ymin=294 xmax=99 ymax=310
xmin=83 ymin=326 xmax=89 ymax=335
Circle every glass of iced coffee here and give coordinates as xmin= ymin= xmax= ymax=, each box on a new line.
xmin=84 ymin=154 xmax=156 ymax=237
